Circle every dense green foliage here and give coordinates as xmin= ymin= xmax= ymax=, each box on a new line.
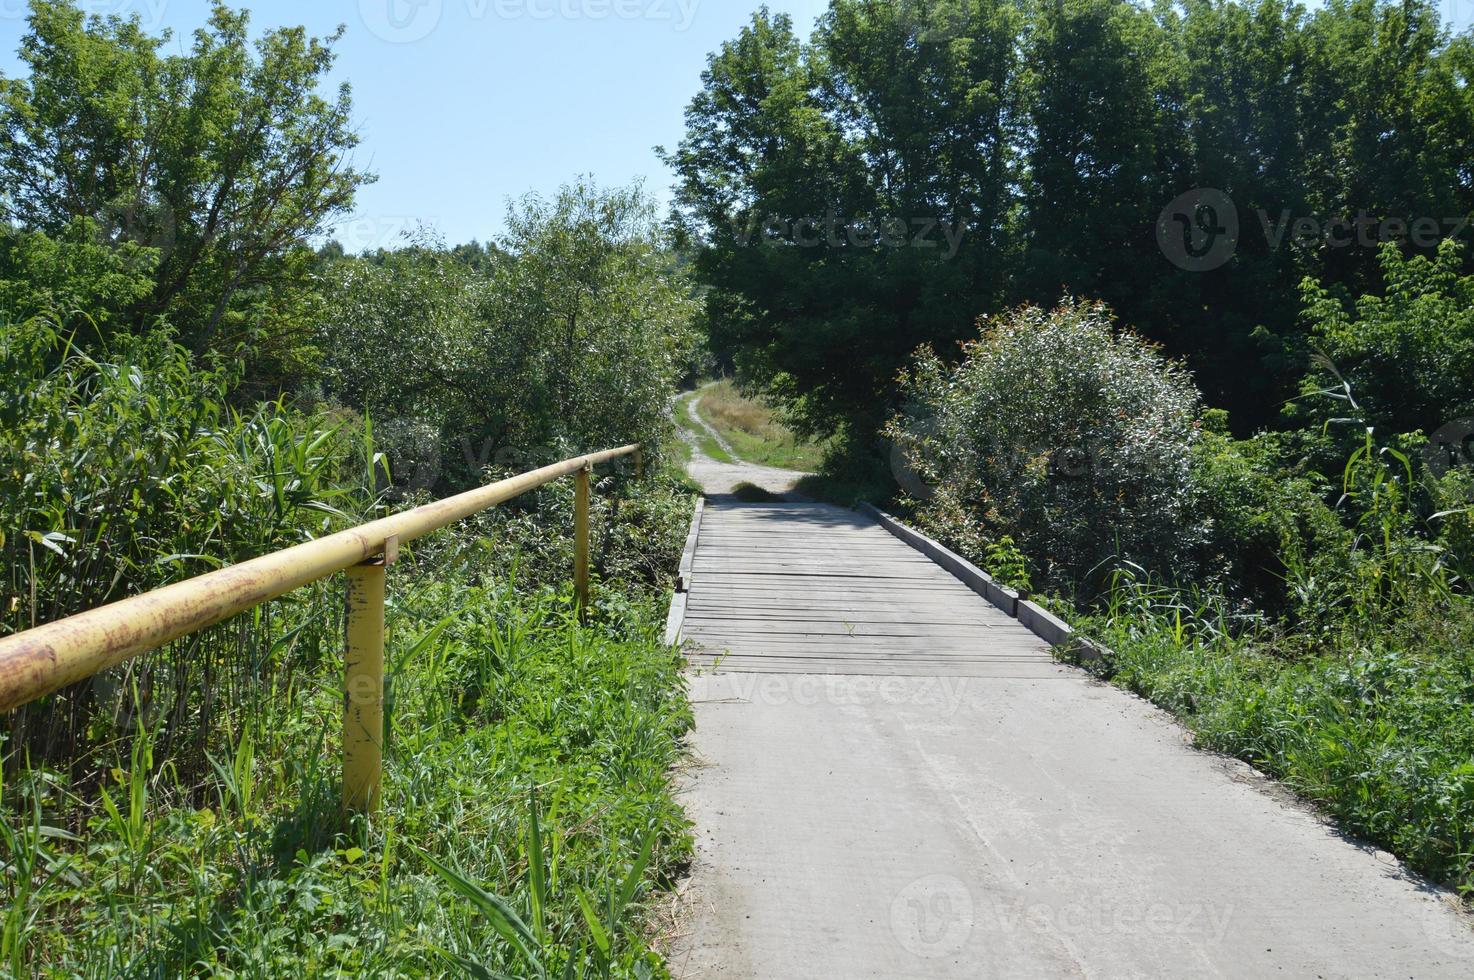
xmin=0 ymin=6 xmax=702 ymax=976
xmin=0 ymin=1 xmax=368 ymax=388
xmin=887 ymin=301 xmax=1204 ymax=596
xmin=4 ymin=0 xmax=1474 ymax=969
xmin=0 ymin=310 xmax=698 ymax=976
xmin=669 ymin=0 xmax=1474 ymax=440
xmin=0 ymin=316 xmax=380 ymax=768
xmin=319 ymin=182 xmax=699 ymax=496
xmin=3 ymin=580 xmax=692 ymax=976
xmin=1300 ymin=240 xmax=1474 ymax=436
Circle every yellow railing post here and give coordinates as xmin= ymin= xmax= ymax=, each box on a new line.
xmin=574 ymin=462 xmax=591 ymax=621
xmin=0 ymin=445 xmax=638 ymax=716
xmin=343 ymin=556 xmax=386 ymax=816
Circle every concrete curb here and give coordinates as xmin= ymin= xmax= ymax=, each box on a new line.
xmin=860 ymin=503 xmax=1108 ymax=663
xmin=664 ymin=497 xmax=706 ymax=646
xmin=1017 ymin=599 xmax=1073 ymax=646
xmin=860 ymin=503 xmax=1020 ymax=617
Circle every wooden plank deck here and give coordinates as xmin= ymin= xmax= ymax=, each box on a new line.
xmin=681 ymin=501 xmax=1054 ymax=677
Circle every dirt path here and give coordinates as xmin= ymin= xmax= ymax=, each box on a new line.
xmin=674 ymin=389 xmax=809 ymax=499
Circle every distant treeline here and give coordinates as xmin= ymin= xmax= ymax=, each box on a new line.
xmin=666 ymin=0 xmax=1474 ymax=438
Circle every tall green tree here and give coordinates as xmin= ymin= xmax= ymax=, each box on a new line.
xmin=672 ymin=0 xmax=1474 ymax=447
xmin=1019 ymin=0 xmax=1173 ymax=306
xmin=667 ymin=1 xmax=1027 ymax=438
xmin=1301 ymin=240 xmax=1474 ymax=436
xmin=0 ymin=1 xmax=369 ymax=388
xmin=321 ymin=181 xmax=698 ymax=492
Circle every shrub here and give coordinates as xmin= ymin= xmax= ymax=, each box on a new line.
xmin=319 ymin=182 xmax=699 ymax=496
xmin=0 ymin=316 xmax=382 ymax=769
xmin=1189 ymin=425 xmax=1353 ymax=618
xmin=1300 ymin=240 xmax=1474 ymax=438
xmin=887 ymin=300 xmax=1205 ymax=598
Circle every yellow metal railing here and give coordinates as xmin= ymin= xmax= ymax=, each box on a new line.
xmin=0 ymin=444 xmax=643 ymax=814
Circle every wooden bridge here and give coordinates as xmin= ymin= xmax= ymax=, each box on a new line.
xmin=682 ymin=501 xmax=1048 ymax=677
xmin=668 ymin=493 xmax=1474 ymax=978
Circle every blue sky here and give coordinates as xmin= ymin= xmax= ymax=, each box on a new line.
xmin=0 ymin=0 xmax=831 ymax=249
xmin=0 ymin=0 xmax=1470 ymax=250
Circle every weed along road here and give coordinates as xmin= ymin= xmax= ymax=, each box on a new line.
xmin=667 ymin=472 xmax=1474 ymax=976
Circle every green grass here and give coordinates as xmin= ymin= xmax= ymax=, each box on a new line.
xmin=672 ymin=391 xmax=733 ymax=464
xmin=2 ymin=578 xmax=692 ymax=976
xmin=2 ymin=239 xmax=701 ymax=978
xmin=694 ymin=381 xmax=826 ymax=472
xmin=1074 ymin=590 xmax=1474 ymax=897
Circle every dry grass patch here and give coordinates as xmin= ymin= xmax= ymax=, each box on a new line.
xmin=697 ymin=381 xmax=827 ymax=472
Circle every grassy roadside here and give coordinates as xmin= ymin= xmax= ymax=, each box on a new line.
xmin=1071 ymin=594 xmax=1474 ymax=896
xmin=3 ymin=481 xmax=700 ymax=976
xmin=691 ymin=381 xmax=826 ymax=472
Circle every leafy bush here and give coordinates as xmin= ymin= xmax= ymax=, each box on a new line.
xmin=421 ymin=468 xmax=697 ymax=604
xmin=887 ymin=300 xmax=1205 ymax=597
xmin=1301 ymin=240 xmax=1474 ymax=437
xmin=0 ymin=316 xmax=383 ymax=767
xmin=319 ymin=182 xmax=699 ymax=496
xmin=2 ymin=582 xmax=692 ymax=976
xmin=0 ymin=218 xmax=157 ymax=334
xmin=1189 ymin=424 xmax=1353 ymax=618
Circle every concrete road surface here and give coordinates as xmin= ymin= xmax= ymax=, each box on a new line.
xmin=666 ymin=488 xmax=1474 ymax=977
xmin=670 ymin=669 xmax=1474 ymax=978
